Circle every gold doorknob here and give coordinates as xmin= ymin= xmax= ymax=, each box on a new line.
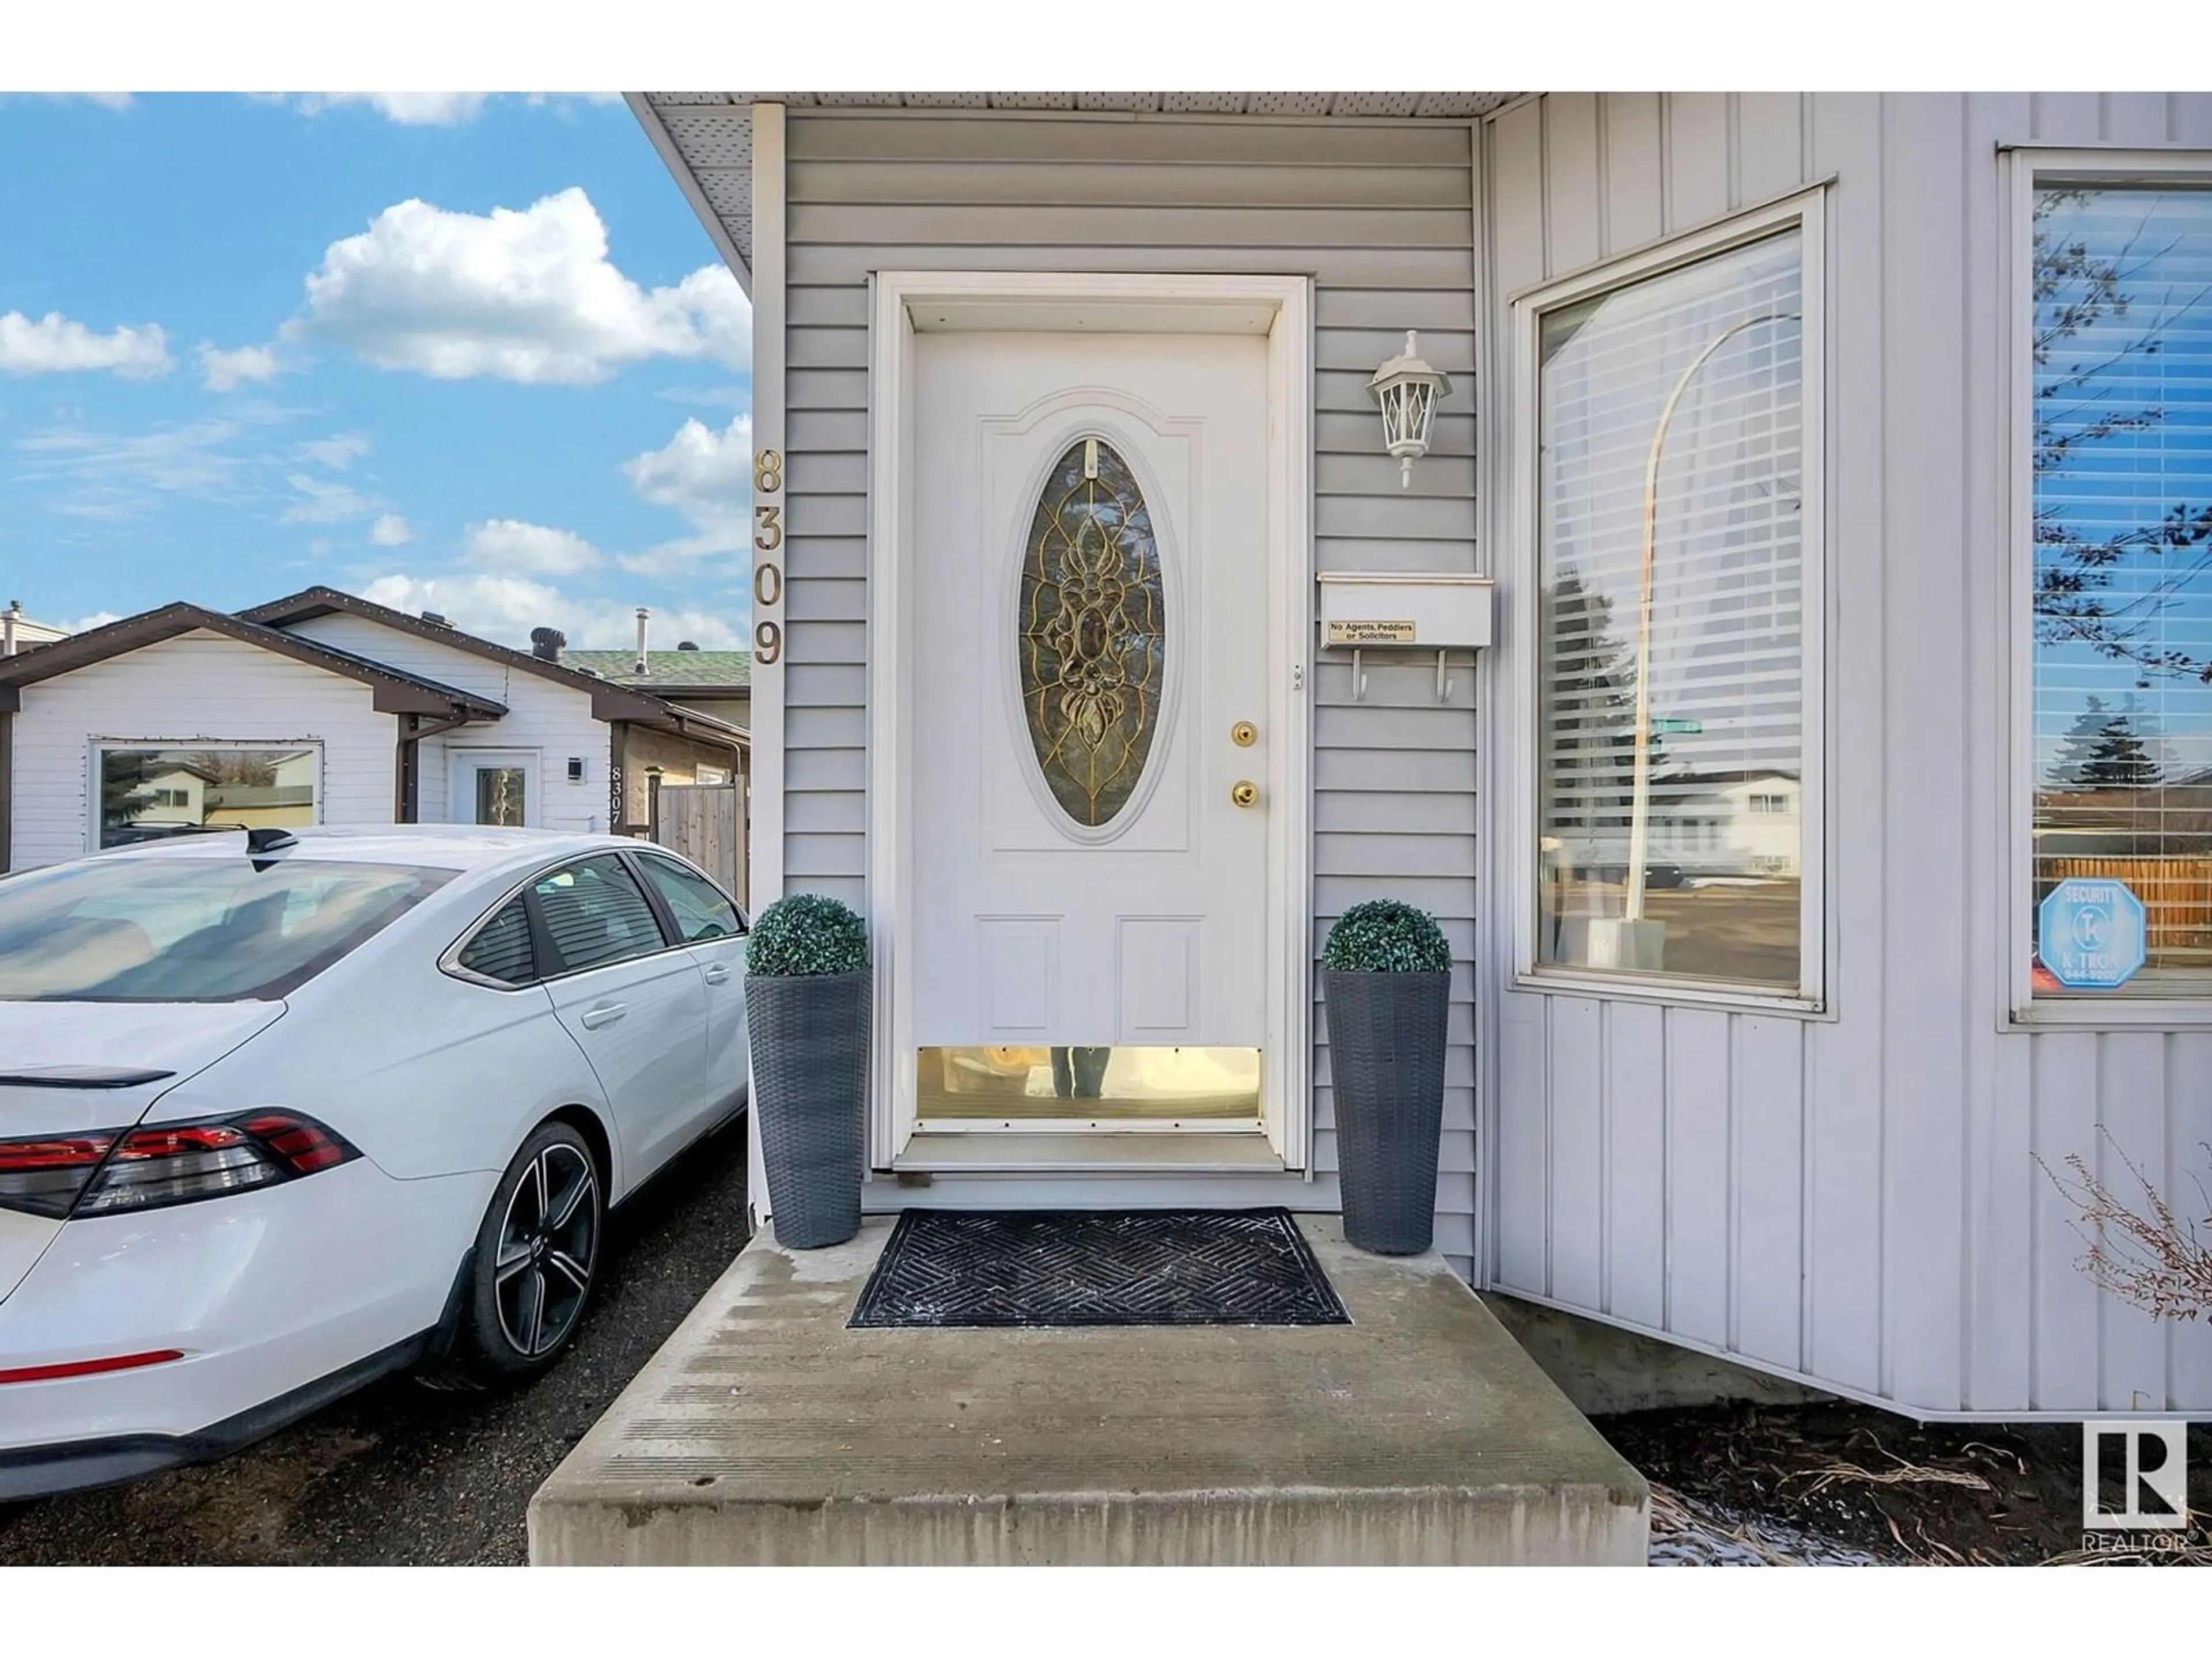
xmin=1230 ymin=780 xmax=1259 ymax=809
xmin=1231 ymin=721 xmax=1258 ymax=748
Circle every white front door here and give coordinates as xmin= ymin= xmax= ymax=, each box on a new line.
xmin=906 ymin=329 xmax=1279 ymax=1146
xmin=449 ymin=749 xmax=539 ymax=827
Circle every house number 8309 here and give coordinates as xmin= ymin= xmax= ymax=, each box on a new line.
xmin=753 ymin=446 xmax=783 ymax=664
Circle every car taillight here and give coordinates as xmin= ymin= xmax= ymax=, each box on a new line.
xmin=0 ymin=1112 xmax=360 ymax=1219
xmin=0 ymin=1135 xmax=115 ymax=1219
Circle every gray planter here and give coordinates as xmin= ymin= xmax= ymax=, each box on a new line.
xmin=1321 ymin=968 xmax=1449 ymax=1255
xmin=746 ymin=968 xmax=869 ymax=1248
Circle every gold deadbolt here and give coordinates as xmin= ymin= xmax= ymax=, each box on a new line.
xmin=1230 ymin=720 xmax=1258 ymax=748
xmin=1230 ymin=779 xmax=1260 ymax=809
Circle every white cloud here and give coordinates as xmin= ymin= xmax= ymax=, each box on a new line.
xmin=358 ymin=571 xmax=741 ymax=651
xmin=669 ymin=265 xmax=752 ymax=375
xmin=297 ymin=433 xmax=370 ymax=469
xmin=618 ymin=412 xmax=751 ymax=575
xmin=64 ymin=610 xmax=121 ymax=632
xmin=654 ymin=383 xmax=750 ymax=407
xmin=279 ymin=472 xmax=377 ymax=525
xmin=0 ymin=311 xmax=171 ymax=378
xmin=287 ymin=187 xmax=750 ymax=385
xmin=463 ymin=517 xmax=601 ymax=576
xmin=199 ymin=342 xmax=278 ymax=391
xmin=369 ymin=513 xmax=412 ymax=547
xmin=264 ymin=92 xmax=619 ymax=126
xmin=290 ymin=92 xmax=493 ymax=126
xmin=11 ymin=412 xmax=278 ymax=517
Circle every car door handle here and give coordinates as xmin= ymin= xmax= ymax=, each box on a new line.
xmin=578 ymin=1002 xmax=627 ymax=1029
xmin=703 ymin=964 xmax=732 ymax=985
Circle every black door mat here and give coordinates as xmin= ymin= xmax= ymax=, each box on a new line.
xmin=847 ymin=1207 xmax=1350 ymax=1329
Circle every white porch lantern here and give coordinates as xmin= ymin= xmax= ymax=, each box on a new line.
xmin=1366 ymin=330 xmax=1453 ymax=488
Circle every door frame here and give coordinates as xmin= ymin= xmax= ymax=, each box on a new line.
xmin=866 ymin=270 xmax=1314 ymax=1172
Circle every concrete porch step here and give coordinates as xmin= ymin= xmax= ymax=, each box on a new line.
xmin=529 ymin=1215 xmax=1649 ymax=1565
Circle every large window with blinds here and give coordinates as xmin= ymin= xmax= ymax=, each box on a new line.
xmin=1524 ymin=199 xmax=1822 ymax=997
xmin=2026 ymin=169 xmax=2212 ymax=1004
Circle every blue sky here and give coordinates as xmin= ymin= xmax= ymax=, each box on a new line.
xmin=0 ymin=92 xmax=752 ymax=649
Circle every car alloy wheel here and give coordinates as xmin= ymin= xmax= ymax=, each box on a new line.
xmin=493 ymin=1141 xmax=599 ymax=1359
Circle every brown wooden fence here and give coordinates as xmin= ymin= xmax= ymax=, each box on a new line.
xmin=2044 ymin=856 xmax=2212 ymax=951
xmin=653 ymin=783 xmax=746 ymax=908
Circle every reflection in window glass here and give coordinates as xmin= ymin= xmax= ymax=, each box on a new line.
xmin=475 ymin=767 xmax=528 ymax=827
xmin=2031 ymin=184 xmax=2212 ymax=999
xmin=635 ymin=854 xmax=741 ymax=943
xmin=96 ymin=746 xmax=319 ymax=849
xmin=1535 ymin=228 xmax=1807 ymax=990
xmin=0 ymin=857 xmax=448 ymax=1002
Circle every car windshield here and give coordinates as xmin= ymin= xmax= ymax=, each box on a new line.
xmin=0 ymin=854 xmax=454 ymax=1002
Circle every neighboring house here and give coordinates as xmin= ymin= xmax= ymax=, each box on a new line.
xmin=2 ymin=602 xmax=69 ymax=657
xmin=240 ymin=587 xmax=748 ymax=838
xmin=202 ymin=748 xmax=320 ymax=830
xmin=631 ymin=89 xmax=2212 ymax=1420
xmin=111 ymin=758 xmax=219 ymax=838
xmin=563 ymin=633 xmax=751 ymax=741
xmin=0 ymin=589 xmax=748 ymax=870
xmin=560 ymin=624 xmax=751 ymax=796
xmin=1655 ymin=770 xmax=1802 ymax=877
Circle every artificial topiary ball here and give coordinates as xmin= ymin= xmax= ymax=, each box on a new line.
xmin=1321 ymin=898 xmax=1450 ymax=974
xmin=745 ymin=892 xmax=869 ymax=977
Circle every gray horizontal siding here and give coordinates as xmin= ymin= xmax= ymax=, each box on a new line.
xmin=778 ymin=111 xmax=1478 ymax=1252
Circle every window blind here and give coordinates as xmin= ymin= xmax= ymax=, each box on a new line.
xmin=533 ymin=857 xmax=666 ymax=975
xmin=459 ymin=899 xmax=536 ymax=986
xmin=1536 ymin=228 xmax=1806 ymax=987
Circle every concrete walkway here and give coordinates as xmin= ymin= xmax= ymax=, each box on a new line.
xmin=529 ymin=1215 xmax=1648 ymax=1565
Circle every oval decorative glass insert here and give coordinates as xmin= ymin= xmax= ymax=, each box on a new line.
xmin=1017 ymin=437 xmax=1165 ymax=828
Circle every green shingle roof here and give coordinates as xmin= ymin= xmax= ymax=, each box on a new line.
xmin=562 ymin=649 xmax=752 ymax=690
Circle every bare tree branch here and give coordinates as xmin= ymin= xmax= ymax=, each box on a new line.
xmin=2036 ymin=1131 xmax=2212 ymax=1323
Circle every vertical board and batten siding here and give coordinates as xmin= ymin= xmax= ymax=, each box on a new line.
xmin=777 ymin=113 xmax=1481 ymax=1268
xmin=5 ymin=632 xmax=394 ymax=868
xmin=279 ymin=614 xmax=608 ymax=832
xmin=1484 ymin=91 xmax=2212 ymax=1414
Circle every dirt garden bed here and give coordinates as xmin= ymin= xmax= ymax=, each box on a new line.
xmin=1596 ymin=1402 xmax=2212 ymax=1566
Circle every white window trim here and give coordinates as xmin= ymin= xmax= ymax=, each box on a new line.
xmin=2005 ymin=147 xmax=2212 ymax=1029
xmin=1505 ymin=186 xmax=1831 ymax=1015
xmin=86 ymin=738 xmax=327 ymax=853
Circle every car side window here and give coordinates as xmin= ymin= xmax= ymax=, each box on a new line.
xmin=530 ymin=856 xmax=670 ymax=975
xmin=634 ymin=854 xmax=743 ymax=944
xmin=456 ymin=897 xmax=537 ymax=986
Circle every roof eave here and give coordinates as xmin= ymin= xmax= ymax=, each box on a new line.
xmin=0 ymin=601 xmax=508 ymax=721
xmin=245 ymin=585 xmax=674 ymax=723
xmin=627 ymin=92 xmax=752 ymax=297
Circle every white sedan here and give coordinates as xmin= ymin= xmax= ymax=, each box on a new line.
xmin=0 ymin=826 xmax=748 ymax=1501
